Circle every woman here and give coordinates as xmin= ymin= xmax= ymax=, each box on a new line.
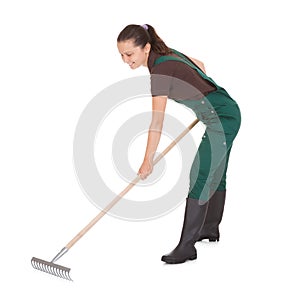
xmin=117 ymin=24 xmax=241 ymax=264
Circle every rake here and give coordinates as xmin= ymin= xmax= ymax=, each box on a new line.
xmin=31 ymin=118 xmax=200 ymax=281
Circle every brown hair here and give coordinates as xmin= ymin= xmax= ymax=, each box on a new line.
xmin=117 ymin=24 xmax=172 ymax=55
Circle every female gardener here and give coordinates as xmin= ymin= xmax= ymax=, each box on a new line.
xmin=117 ymin=24 xmax=241 ymax=264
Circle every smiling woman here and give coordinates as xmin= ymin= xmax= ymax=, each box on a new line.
xmin=116 ymin=24 xmax=241 ymax=265
xmin=117 ymin=24 xmax=171 ymax=69
xmin=117 ymin=39 xmax=150 ymax=68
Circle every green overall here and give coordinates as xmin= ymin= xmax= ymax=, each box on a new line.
xmin=154 ymin=49 xmax=241 ymax=202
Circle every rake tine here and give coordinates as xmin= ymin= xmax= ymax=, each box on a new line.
xmin=42 ymin=262 xmax=50 ymax=274
xmin=61 ymin=268 xmax=71 ymax=281
xmin=57 ymin=268 xmax=65 ymax=279
xmin=48 ymin=264 xmax=56 ymax=276
xmin=32 ymin=259 xmax=41 ymax=271
xmin=53 ymin=266 xmax=61 ymax=277
xmin=58 ymin=268 xmax=65 ymax=279
xmin=49 ymin=265 xmax=60 ymax=278
xmin=61 ymin=268 xmax=70 ymax=280
xmin=66 ymin=272 xmax=71 ymax=281
xmin=31 ymin=258 xmax=35 ymax=268
xmin=60 ymin=267 xmax=70 ymax=280
xmin=35 ymin=261 xmax=42 ymax=271
xmin=62 ymin=271 xmax=71 ymax=281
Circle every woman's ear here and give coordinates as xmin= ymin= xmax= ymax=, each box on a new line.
xmin=145 ymin=42 xmax=151 ymax=54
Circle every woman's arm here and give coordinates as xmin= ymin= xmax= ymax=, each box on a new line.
xmin=138 ymin=95 xmax=167 ymax=180
xmin=189 ymin=57 xmax=206 ymax=74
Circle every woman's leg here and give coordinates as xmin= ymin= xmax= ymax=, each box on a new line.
xmin=188 ymin=129 xmax=229 ymax=201
xmin=196 ymin=147 xmax=231 ymax=242
xmin=192 ymin=103 xmax=241 ymax=242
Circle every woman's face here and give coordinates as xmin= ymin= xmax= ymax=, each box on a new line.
xmin=117 ymin=39 xmax=150 ymax=69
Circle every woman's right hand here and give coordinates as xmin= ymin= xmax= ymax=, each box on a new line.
xmin=137 ymin=159 xmax=153 ymax=180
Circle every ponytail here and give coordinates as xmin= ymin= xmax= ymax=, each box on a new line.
xmin=146 ymin=24 xmax=172 ymax=55
xmin=117 ymin=24 xmax=172 ymax=55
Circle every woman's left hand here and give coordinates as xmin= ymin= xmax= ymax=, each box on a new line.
xmin=138 ymin=159 xmax=153 ymax=180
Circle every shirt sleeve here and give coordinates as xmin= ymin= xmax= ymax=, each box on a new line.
xmin=150 ymin=61 xmax=178 ymax=97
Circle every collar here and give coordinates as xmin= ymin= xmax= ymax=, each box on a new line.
xmin=147 ymin=50 xmax=162 ymax=72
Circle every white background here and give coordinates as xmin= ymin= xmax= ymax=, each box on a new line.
xmin=1 ymin=0 xmax=299 ymax=292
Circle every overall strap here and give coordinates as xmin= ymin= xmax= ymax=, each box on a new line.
xmin=154 ymin=49 xmax=220 ymax=89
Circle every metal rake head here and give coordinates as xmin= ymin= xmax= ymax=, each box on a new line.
xmin=31 ymin=257 xmax=72 ymax=281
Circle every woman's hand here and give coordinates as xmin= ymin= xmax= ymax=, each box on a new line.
xmin=138 ymin=158 xmax=153 ymax=180
xmin=189 ymin=57 xmax=206 ymax=74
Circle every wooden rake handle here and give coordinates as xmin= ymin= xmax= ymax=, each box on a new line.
xmin=65 ymin=118 xmax=200 ymax=250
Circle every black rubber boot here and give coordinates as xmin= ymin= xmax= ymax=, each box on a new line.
xmin=197 ymin=190 xmax=226 ymax=242
xmin=161 ymin=198 xmax=208 ymax=264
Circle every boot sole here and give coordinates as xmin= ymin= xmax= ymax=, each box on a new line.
xmin=197 ymin=235 xmax=219 ymax=242
xmin=161 ymin=254 xmax=197 ymax=264
xmin=198 ymin=238 xmax=219 ymax=242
